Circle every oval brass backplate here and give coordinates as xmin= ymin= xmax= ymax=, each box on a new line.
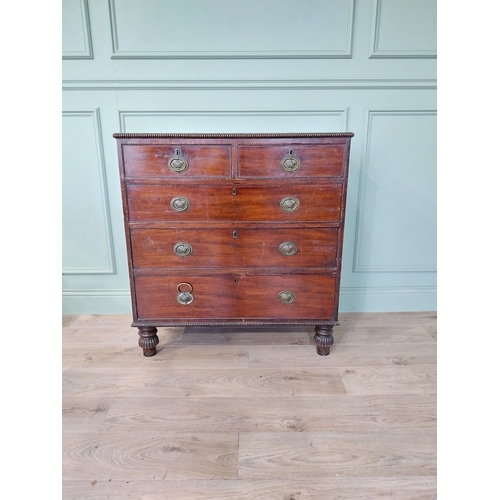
xmin=279 ymin=241 xmax=298 ymax=256
xmin=281 ymin=154 xmax=300 ymax=172
xmin=176 ymin=282 xmax=194 ymax=305
xmin=280 ymin=196 xmax=300 ymax=212
xmin=278 ymin=290 xmax=296 ymax=304
xmin=168 ymin=152 xmax=189 ymax=173
xmin=170 ymin=196 xmax=191 ymax=212
xmin=173 ymin=242 xmax=192 ymax=257
xmin=176 ymin=291 xmax=194 ymax=305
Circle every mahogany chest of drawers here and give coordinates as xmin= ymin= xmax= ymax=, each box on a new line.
xmin=114 ymin=133 xmax=353 ymax=357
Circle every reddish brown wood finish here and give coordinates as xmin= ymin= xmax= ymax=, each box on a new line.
xmin=238 ymin=144 xmax=345 ymax=178
xmin=130 ymin=227 xmax=339 ymax=269
xmin=135 ymin=274 xmax=336 ymax=321
xmin=114 ymin=133 xmax=353 ymax=356
xmin=122 ymin=144 xmax=231 ymax=178
xmin=126 ymin=184 xmax=342 ymax=223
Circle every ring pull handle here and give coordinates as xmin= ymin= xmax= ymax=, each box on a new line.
xmin=281 ymin=149 xmax=301 ymax=172
xmin=170 ymin=196 xmax=191 ymax=212
xmin=168 ymin=148 xmax=189 ymax=173
xmin=176 ymin=282 xmax=194 ymax=305
xmin=280 ymin=196 xmax=300 ymax=212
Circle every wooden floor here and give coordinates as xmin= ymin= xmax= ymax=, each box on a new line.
xmin=62 ymin=312 xmax=437 ymax=499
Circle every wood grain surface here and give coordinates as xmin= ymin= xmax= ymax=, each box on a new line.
xmin=134 ymin=273 xmax=336 ymax=320
xmin=130 ymin=226 xmax=339 ymax=269
xmin=237 ymin=143 xmax=346 ymax=178
xmin=126 ymin=183 xmax=342 ymax=223
xmin=62 ymin=312 xmax=437 ymax=499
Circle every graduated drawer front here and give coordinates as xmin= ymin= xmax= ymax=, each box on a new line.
xmin=135 ymin=274 xmax=336 ymax=320
xmin=121 ymin=144 xmax=231 ymax=178
xmin=130 ymin=227 xmax=339 ymax=269
xmin=127 ymin=184 xmax=342 ymax=222
xmin=238 ymin=144 xmax=346 ymax=178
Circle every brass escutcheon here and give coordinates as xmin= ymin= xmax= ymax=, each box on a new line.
xmin=280 ymin=196 xmax=300 ymax=212
xmin=281 ymin=150 xmax=301 ymax=172
xmin=278 ymin=290 xmax=296 ymax=304
xmin=170 ymin=196 xmax=191 ymax=212
xmin=279 ymin=241 xmax=297 ymax=256
xmin=173 ymin=242 xmax=192 ymax=257
xmin=168 ymin=149 xmax=189 ymax=173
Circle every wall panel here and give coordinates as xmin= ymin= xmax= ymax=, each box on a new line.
xmin=109 ymin=0 xmax=354 ymax=58
xmin=62 ymin=109 xmax=115 ymax=274
xmin=370 ymin=0 xmax=437 ymax=58
xmin=62 ymin=0 xmax=93 ymax=59
xmin=354 ymin=110 xmax=437 ymax=272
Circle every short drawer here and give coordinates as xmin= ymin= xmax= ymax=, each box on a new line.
xmin=122 ymin=144 xmax=231 ymax=178
xmin=238 ymin=144 xmax=346 ymax=178
xmin=135 ymin=274 xmax=336 ymax=320
xmin=131 ymin=227 xmax=339 ymax=269
xmin=127 ymin=184 xmax=342 ymax=222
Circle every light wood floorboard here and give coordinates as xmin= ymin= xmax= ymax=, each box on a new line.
xmin=63 ymin=432 xmax=238 ymax=480
xmin=63 ymin=367 xmax=347 ymax=398
xmin=62 ymin=312 xmax=437 ymax=499
xmin=238 ymin=429 xmax=436 ymax=479
xmin=99 ymin=394 xmax=436 ymax=434
xmin=249 ymin=343 xmax=437 ymax=368
xmin=62 ymin=477 xmax=437 ymax=500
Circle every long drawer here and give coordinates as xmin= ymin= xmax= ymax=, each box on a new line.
xmin=126 ymin=184 xmax=342 ymax=222
xmin=130 ymin=227 xmax=338 ymax=269
xmin=134 ymin=274 xmax=336 ymax=320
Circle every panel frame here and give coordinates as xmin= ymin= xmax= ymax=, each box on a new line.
xmin=369 ymin=0 xmax=437 ymax=59
xmin=62 ymin=0 xmax=94 ymax=60
xmin=108 ymin=0 xmax=355 ymax=59
xmin=62 ymin=108 xmax=117 ymax=275
xmin=352 ymin=108 xmax=437 ymax=273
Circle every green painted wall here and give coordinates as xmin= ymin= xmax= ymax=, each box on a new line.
xmin=62 ymin=0 xmax=436 ymax=313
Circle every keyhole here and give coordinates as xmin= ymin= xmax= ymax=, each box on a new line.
xmin=234 ymin=278 xmax=238 ymax=283
xmin=232 ymin=188 xmax=237 ymax=195
xmin=175 ymin=148 xmax=180 ymax=156
xmin=289 ymin=149 xmax=293 ymax=155
xmin=232 ymin=230 xmax=238 ymax=238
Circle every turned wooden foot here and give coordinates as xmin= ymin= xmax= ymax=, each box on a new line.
xmin=314 ymin=325 xmax=334 ymax=356
xmin=138 ymin=327 xmax=159 ymax=357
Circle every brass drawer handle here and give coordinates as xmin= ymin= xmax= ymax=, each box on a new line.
xmin=173 ymin=242 xmax=192 ymax=257
xmin=168 ymin=149 xmax=189 ymax=173
xmin=280 ymin=196 xmax=300 ymax=212
xmin=279 ymin=241 xmax=297 ymax=256
xmin=170 ymin=196 xmax=191 ymax=212
xmin=176 ymin=282 xmax=194 ymax=305
xmin=281 ymin=150 xmax=301 ymax=172
xmin=278 ymin=290 xmax=296 ymax=304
